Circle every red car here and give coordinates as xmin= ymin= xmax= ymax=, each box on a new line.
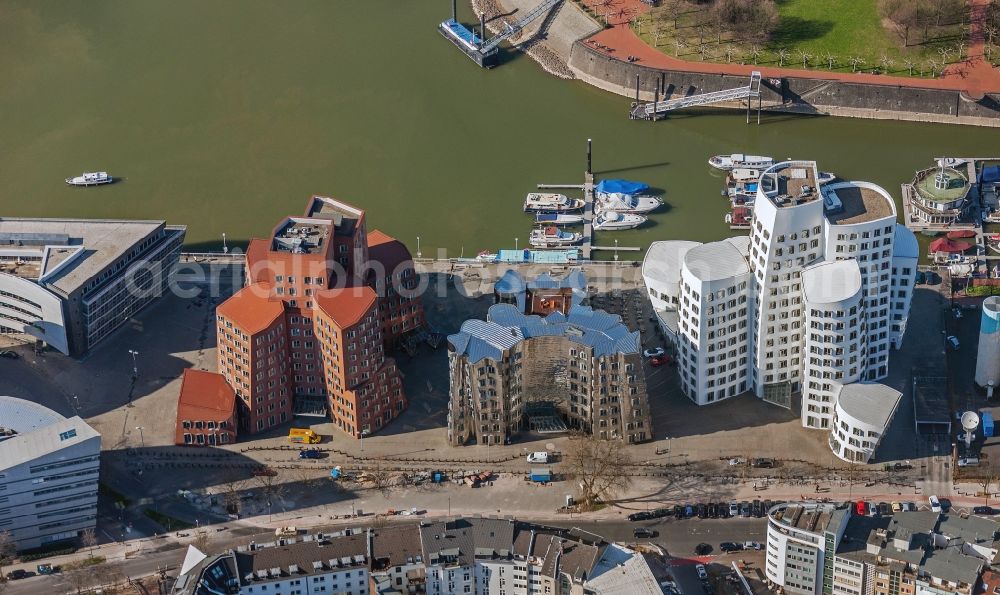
xmin=650 ymin=356 xmax=672 ymax=367
xmin=855 ymin=500 xmax=866 ymax=515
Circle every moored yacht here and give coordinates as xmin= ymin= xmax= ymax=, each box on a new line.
xmin=593 ymin=210 xmax=646 ymax=231
xmin=596 ymin=191 xmax=662 ymax=214
xmin=708 ymin=153 xmax=774 ymax=171
xmin=529 ymin=226 xmax=582 ymax=248
xmin=66 ymin=171 xmax=113 ymax=186
xmin=523 ymin=193 xmax=585 ymax=212
xmin=534 ymin=213 xmax=584 ymax=226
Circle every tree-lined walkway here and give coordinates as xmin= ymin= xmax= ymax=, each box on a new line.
xmin=577 ymin=0 xmax=1000 ymax=97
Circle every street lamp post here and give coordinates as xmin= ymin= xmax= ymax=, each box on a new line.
xmin=135 ymin=426 xmax=145 ymax=448
xmin=614 ymin=239 xmax=619 ymax=265
xmin=515 ymin=237 xmax=519 ymax=251
xmin=128 ymin=349 xmax=139 ymax=379
xmin=222 ymin=233 xmax=228 ymax=254
xmin=416 ymin=236 xmax=422 ymax=259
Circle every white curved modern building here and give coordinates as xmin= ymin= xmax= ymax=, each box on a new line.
xmin=642 ymin=160 xmax=913 ymax=460
xmin=765 ymin=502 xmax=850 ymax=595
xmin=829 ymin=382 xmax=902 ymax=462
xmin=677 ymin=237 xmax=752 ymax=405
xmin=0 ymin=396 xmax=101 ymax=551
xmin=643 ymin=240 xmax=700 ymax=347
xmin=977 ymin=297 xmax=1000 ymax=393
xmin=801 ymin=260 xmax=863 ymax=430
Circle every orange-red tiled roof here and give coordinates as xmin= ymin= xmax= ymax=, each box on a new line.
xmin=367 ymin=229 xmax=414 ymax=275
xmin=216 ymin=282 xmax=285 ymax=334
xmin=176 ymin=369 xmax=236 ymax=420
xmin=314 ymin=286 xmax=377 ymax=329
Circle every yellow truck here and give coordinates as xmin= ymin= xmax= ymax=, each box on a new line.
xmin=288 ymin=428 xmax=321 ymax=444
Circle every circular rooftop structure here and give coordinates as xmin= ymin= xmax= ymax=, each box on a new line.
xmin=0 ymin=395 xmax=65 ymax=433
xmin=913 ymin=167 xmax=970 ymax=203
xmin=683 ymin=238 xmax=750 ymax=283
xmin=643 ymin=241 xmax=701 ymax=287
xmin=801 ymin=260 xmax=862 ymax=305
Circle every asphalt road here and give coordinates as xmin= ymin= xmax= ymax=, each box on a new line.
xmin=3 ymin=516 xmax=767 ymax=594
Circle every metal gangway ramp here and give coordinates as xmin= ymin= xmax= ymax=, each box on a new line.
xmin=479 ymin=0 xmax=563 ymax=54
xmin=630 ymin=71 xmax=762 ymax=120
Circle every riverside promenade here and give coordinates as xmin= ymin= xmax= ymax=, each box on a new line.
xmin=576 ymin=0 xmax=1000 ymax=99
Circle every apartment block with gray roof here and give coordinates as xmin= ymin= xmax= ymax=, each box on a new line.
xmin=0 ymin=396 xmax=101 ymax=551
xmin=446 ymin=299 xmax=651 ymax=446
xmin=0 ymin=217 xmax=185 ymax=355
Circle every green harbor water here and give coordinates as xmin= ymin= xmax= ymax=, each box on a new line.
xmin=1 ymin=0 xmax=997 ymax=257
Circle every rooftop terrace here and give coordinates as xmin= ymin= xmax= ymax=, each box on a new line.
xmin=272 ymin=218 xmax=331 ymax=255
xmin=306 ymin=195 xmax=364 ymax=236
xmin=913 ymin=167 xmax=970 ymax=203
xmin=824 ymin=184 xmax=895 ymax=225
xmin=761 ymin=162 xmax=819 ymax=208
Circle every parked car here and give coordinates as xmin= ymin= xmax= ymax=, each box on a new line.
xmin=855 ymin=500 xmax=867 ymax=515
xmin=697 ymin=503 xmax=708 ymax=518
xmin=728 ymin=457 xmax=745 ymax=466
xmin=740 ymin=501 xmax=751 ymax=517
xmin=35 ymin=564 xmax=58 ymax=575
xmin=877 ymin=502 xmax=891 ymax=516
xmin=6 ymin=569 xmax=32 ymax=580
xmin=526 ymin=451 xmax=550 ymax=464
xmin=0 ymin=350 xmax=18 ymax=359
xmin=720 ymin=542 xmax=743 ymax=553
xmin=958 ymin=457 xmax=980 ymax=467
xmin=696 ymin=563 xmax=709 ymax=579
xmin=752 ymin=500 xmax=763 ymax=517
xmin=652 ymin=507 xmax=671 ymax=519
xmin=947 ymin=336 xmax=960 ymax=350
xmin=717 ymin=502 xmax=729 ymax=518
xmin=685 ymin=504 xmax=695 ymax=517
xmin=891 ymin=501 xmax=903 ymax=513
xmin=633 ymin=527 xmax=657 ymax=539
xmin=752 ymin=457 xmax=775 ymax=468
xmin=643 ymin=347 xmax=665 ymax=358
xmin=915 ymin=271 xmax=926 ymax=284
xmin=929 ymin=495 xmax=942 ymax=513
xmin=673 ymin=505 xmax=684 ymax=519
xmin=298 ymin=449 xmax=322 ymax=459
xmin=901 ymin=501 xmax=917 ymax=512
xmin=974 ymin=506 xmax=995 ymax=515
xmin=628 ymin=512 xmax=651 ymax=522
xmin=650 ymin=356 xmax=671 ymax=366
xmin=762 ymin=499 xmax=774 ymax=513
xmin=743 ymin=541 xmax=761 ymax=550
xmin=729 ymin=502 xmax=740 ymax=517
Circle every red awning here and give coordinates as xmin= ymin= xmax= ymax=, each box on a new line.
xmin=930 ymin=237 xmax=973 ymax=253
xmin=947 ymin=229 xmax=977 ymax=239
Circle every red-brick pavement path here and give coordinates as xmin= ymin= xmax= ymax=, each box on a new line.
xmin=577 ymin=0 xmax=1000 ymax=97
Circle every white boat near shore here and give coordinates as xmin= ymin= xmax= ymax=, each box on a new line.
xmin=534 ymin=213 xmax=584 ymax=226
xmin=596 ymin=191 xmax=661 ymax=214
xmin=593 ymin=210 xmax=645 ymax=231
xmin=66 ymin=171 xmax=113 ymax=186
xmin=708 ymin=154 xmax=774 ymax=171
xmin=530 ymin=226 xmax=582 ymax=248
xmin=523 ymin=193 xmax=585 ymax=212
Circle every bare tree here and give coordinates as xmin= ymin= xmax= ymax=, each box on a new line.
xmin=938 ymin=46 xmax=954 ymax=64
xmin=797 ymin=49 xmax=813 ymax=68
xmin=776 ymin=48 xmax=790 ymax=66
xmin=65 ymin=568 xmax=92 ymax=594
xmin=674 ymin=38 xmax=687 ymax=56
xmin=880 ymin=0 xmax=920 ymax=46
xmin=747 ymin=44 xmax=763 ymax=64
xmin=254 ymin=467 xmax=285 ymax=521
xmin=366 ymin=458 xmax=396 ymax=497
xmin=902 ymin=58 xmax=916 ymax=75
xmin=193 ymin=530 xmax=211 ymax=554
xmin=565 ymin=433 xmax=635 ymax=510
xmin=661 ymin=0 xmax=687 ymax=30
xmin=724 ymin=46 xmax=738 ymax=63
xmin=697 ymin=43 xmax=712 ymax=60
xmin=977 ymin=458 xmax=999 ymax=506
xmin=986 ymin=24 xmax=999 ymax=47
xmin=926 ymin=58 xmax=941 ymax=76
xmin=823 ymin=51 xmax=838 ymax=70
xmin=879 ymin=53 xmax=895 ymax=73
xmin=848 ymin=56 xmax=867 ymax=72
xmin=220 ymin=470 xmax=248 ymax=518
xmin=0 ymin=531 xmax=14 ymax=579
xmin=81 ymin=527 xmax=98 ymax=558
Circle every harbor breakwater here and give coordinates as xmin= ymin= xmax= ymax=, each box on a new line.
xmin=568 ymin=42 xmax=1000 ymax=127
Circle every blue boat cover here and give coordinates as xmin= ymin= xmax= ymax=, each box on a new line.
xmin=984 ymin=412 xmax=995 ymax=438
xmin=595 ymin=179 xmax=649 ymax=195
xmin=981 ymin=165 xmax=1000 ymax=184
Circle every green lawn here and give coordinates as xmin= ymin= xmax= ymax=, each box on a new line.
xmin=636 ymin=0 xmax=969 ymax=77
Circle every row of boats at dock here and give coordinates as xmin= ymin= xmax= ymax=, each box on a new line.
xmin=711 ymin=154 xmax=835 ymax=229
xmin=521 ymin=179 xmax=662 ymax=248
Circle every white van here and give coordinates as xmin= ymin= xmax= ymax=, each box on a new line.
xmin=275 ymin=526 xmax=298 ymax=538
xmin=929 ymin=495 xmax=942 ymax=513
xmin=526 ymin=451 xmax=550 ymax=464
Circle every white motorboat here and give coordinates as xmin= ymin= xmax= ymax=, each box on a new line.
xmin=727 ymin=168 xmax=761 ymax=183
xmin=66 ymin=171 xmax=113 ymax=186
xmin=708 ymin=153 xmax=774 ymax=171
xmin=817 ymin=171 xmax=837 ymax=185
xmin=530 ymin=226 xmax=582 ymax=248
xmin=593 ymin=210 xmax=646 ymax=231
xmin=534 ymin=213 xmax=584 ymax=226
xmin=523 ymin=193 xmax=585 ymax=212
xmin=937 ymin=157 xmax=968 ymax=169
xmin=596 ymin=191 xmax=662 ymax=214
